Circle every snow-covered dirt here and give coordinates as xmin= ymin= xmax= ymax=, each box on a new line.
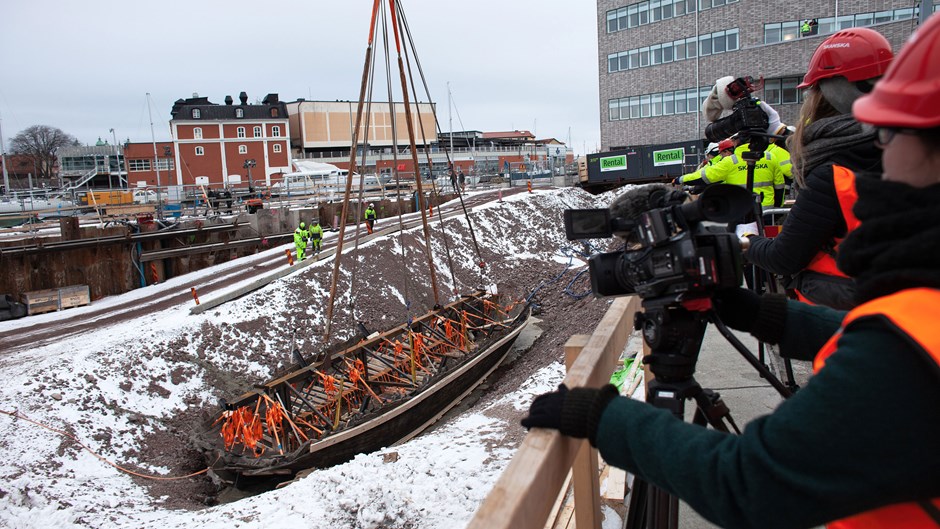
xmin=0 ymin=186 xmax=632 ymax=529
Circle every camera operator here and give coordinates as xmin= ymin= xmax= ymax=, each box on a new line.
xmin=744 ymin=28 xmax=893 ymax=310
xmin=522 ymin=17 xmax=940 ymax=528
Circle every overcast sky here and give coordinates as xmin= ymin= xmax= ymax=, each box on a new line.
xmin=0 ymin=1 xmax=601 ymax=155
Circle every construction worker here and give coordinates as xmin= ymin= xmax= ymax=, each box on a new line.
xmin=523 ymin=18 xmax=940 ymax=528
xmin=308 ymin=219 xmax=324 ymax=255
xmin=364 ymin=202 xmax=377 ymax=234
xmin=294 ymin=221 xmax=308 ymax=261
xmin=767 ymin=125 xmax=793 ymax=187
xmin=675 ymin=135 xmax=785 ymax=207
xmin=745 ymin=28 xmax=893 ymax=309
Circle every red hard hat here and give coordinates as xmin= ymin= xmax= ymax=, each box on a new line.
xmin=717 ymin=139 xmax=735 ymax=152
xmin=853 ymin=15 xmax=940 ymax=129
xmin=798 ymin=27 xmax=893 ymax=89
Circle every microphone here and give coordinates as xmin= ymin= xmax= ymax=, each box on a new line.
xmin=608 ymin=184 xmax=688 ymax=244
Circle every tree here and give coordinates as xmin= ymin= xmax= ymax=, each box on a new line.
xmin=9 ymin=125 xmax=79 ymax=182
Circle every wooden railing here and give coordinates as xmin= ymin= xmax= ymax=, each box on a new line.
xmin=468 ymin=295 xmax=641 ymax=529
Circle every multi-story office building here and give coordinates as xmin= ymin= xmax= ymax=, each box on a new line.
xmin=597 ymin=0 xmax=934 ymax=155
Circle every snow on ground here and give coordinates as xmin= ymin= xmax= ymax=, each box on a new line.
xmin=0 ymin=186 xmax=633 ymax=529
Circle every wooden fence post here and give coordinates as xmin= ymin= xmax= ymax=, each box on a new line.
xmin=565 ymin=334 xmax=601 ymax=529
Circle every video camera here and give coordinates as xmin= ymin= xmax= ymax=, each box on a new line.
xmin=564 ymin=184 xmax=752 ymax=301
xmin=704 ymin=77 xmax=769 ymax=143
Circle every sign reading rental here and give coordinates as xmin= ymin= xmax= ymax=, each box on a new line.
xmin=652 ymin=148 xmax=685 ymax=167
xmin=599 ymin=155 xmax=627 ymax=172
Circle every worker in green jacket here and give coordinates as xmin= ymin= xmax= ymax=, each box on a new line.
xmin=676 ymin=140 xmax=786 ymax=207
xmin=364 ymin=203 xmax=377 ymax=234
xmin=294 ymin=222 xmax=308 ymax=261
xmin=308 ymin=220 xmax=324 ymax=255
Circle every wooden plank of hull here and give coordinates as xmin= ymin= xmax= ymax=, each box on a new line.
xmin=214 ymin=309 xmax=529 ymax=480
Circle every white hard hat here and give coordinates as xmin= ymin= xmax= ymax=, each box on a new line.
xmin=369 ymin=202 xmax=374 ymax=207
xmin=706 ymin=142 xmax=720 ymax=156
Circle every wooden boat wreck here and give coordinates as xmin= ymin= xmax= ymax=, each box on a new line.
xmin=196 ymin=291 xmax=529 ymax=485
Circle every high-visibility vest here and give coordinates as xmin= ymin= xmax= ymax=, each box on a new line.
xmin=803 ymin=165 xmax=859 ymax=279
xmin=814 ymin=288 xmax=940 ymax=529
xmin=678 ymin=144 xmax=784 ymax=206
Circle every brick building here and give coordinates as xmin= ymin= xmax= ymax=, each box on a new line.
xmin=168 ymin=91 xmax=290 ymax=188
xmin=597 ymin=0 xmax=933 ymax=154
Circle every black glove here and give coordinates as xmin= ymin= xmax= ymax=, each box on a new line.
xmin=521 ymin=383 xmax=619 ymax=446
xmin=712 ymin=287 xmax=788 ymax=344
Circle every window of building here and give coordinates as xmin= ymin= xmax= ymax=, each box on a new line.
xmin=763 ymin=78 xmax=782 ymax=104
xmin=726 ymin=28 xmax=739 ymax=50
xmin=271 ymin=108 xmax=279 ymax=118
xmin=630 ymin=96 xmax=641 ymax=119
xmin=640 ymin=94 xmax=651 ymax=118
xmin=619 ymin=51 xmax=630 ymax=71
xmin=673 ymin=39 xmax=686 ymax=60
xmin=628 ymin=4 xmax=640 ymax=27
xmin=129 ymin=159 xmax=151 ymax=172
xmin=156 ymin=159 xmax=174 ymax=171
xmin=764 ymin=22 xmax=781 ymax=44
xmin=686 ymin=36 xmax=697 ymax=58
xmin=273 ymin=144 xmax=282 ymax=153
xmin=662 ymin=0 xmax=674 ymax=19
xmin=894 ymin=7 xmax=914 ymax=20
xmin=272 ymin=126 xmax=281 ymax=137
xmin=781 ymin=21 xmax=800 ymax=41
xmin=237 ymin=127 xmax=246 ymax=138
xmin=239 ymin=145 xmax=247 ymax=154
xmin=639 ymin=46 xmax=650 ymax=67
xmin=629 ymin=49 xmax=640 ymax=69
xmin=607 ymin=10 xmax=619 ymax=32
xmin=236 ymin=108 xmax=244 ymax=118
xmin=817 ymin=16 xmax=836 ymax=34
xmin=782 ymin=78 xmax=800 ymax=103
xmin=836 ymin=14 xmax=854 ymax=29
xmin=651 ymin=44 xmax=663 ymax=65
xmin=874 ymin=10 xmax=893 ymax=23
xmin=651 ymin=93 xmax=663 ymax=116
xmin=651 ymin=0 xmax=662 ymax=22
xmin=663 ymin=92 xmax=675 ymax=115
xmin=253 ymin=126 xmax=262 ymax=138
xmin=619 ymin=99 xmax=630 ymax=120
xmin=609 ymin=54 xmax=619 ymax=73
xmin=663 ymin=42 xmax=674 ymax=62
xmin=854 ymin=12 xmax=873 ymax=27
xmin=675 ymin=89 xmax=688 ymax=113
xmin=699 ymin=34 xmax=712 ymax=56
xmin=713 ymin=30 xmax=727 ymax=53
xmin=638 ymin=1 xmax=649 ymax=24
xmin=609 ymin=100 xmax=619 ymax=121
xmin=193 ymin=127 xmax=203 ymax=139
xmin=195 ymin=146 xmax=204 ymax=156
xmin=192 ymin=109 xmax=201 ymax=119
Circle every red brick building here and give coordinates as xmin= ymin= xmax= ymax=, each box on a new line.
xmin=172 ymin=92 xmax=290 ymax=189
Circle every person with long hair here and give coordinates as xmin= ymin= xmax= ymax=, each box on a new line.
xmin=523 ymin=17 xmax=940 ymax=528
xmin=744 ymin=28 xmax=893 ymax=310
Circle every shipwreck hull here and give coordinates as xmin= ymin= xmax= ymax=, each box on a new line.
xmin=196 ymin=292 xmax=528 ymax=485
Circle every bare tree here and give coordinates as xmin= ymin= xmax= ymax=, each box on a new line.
xmin=9 ymin=125 xmax=79 ymax=182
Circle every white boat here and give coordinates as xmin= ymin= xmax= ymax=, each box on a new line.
xmin=273 ymin=160 xmax=391 ymax=197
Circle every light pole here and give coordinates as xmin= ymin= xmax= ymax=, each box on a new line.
xmin=109 ymin=128 xmax=120 ymax=190
xmin=243 ymin=159 xmax=256 ymax=194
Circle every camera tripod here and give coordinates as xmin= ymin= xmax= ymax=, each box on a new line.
xmin=625 ymin=298 xmax=793 ymax=529
xmin=740 ymin=133 xmax=800 ymax=393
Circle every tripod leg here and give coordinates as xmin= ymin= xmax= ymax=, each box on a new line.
xmin=625 ymin=477 xmax=680 ymax=529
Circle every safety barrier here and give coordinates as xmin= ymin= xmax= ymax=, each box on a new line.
xmin=468 ymin=295 xmax=640 ymax=529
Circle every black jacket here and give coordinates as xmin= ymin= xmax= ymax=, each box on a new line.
xmin=746 ymin=145 xmax=881 ymax=276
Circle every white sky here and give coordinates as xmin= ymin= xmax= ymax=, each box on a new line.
xmin=0 ymin=1 xmax=601 ymax=155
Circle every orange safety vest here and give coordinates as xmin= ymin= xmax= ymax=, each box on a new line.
xmin=803 ymin=165 xmax=860 ymax=279
xmin=814 ymin=288 xmax=940 ymax=529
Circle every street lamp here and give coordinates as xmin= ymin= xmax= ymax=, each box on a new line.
xmin=243 ymin=159 xmax=256 ymax=193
